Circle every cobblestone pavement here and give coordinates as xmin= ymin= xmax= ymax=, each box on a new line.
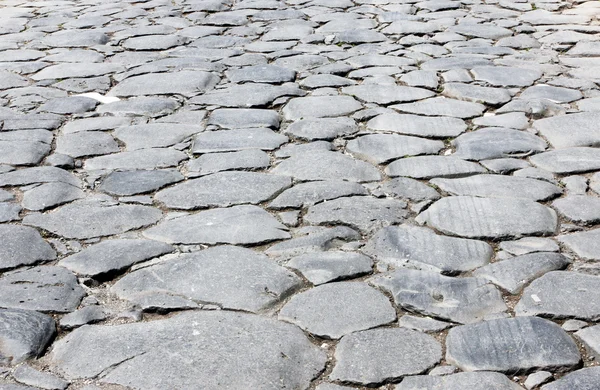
xmin=1 ymin=0 xmax=600 ymax=389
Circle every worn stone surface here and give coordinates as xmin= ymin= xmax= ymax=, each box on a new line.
xmin=0 ymin=225 xmax=56 ymax=271
xmin=446 ymin=317 xmax=581 ymax=374
xmin=269 ymin=180 xmax=368 ymax=209
xmin=542 ymin=367 xmax=600 ymax=390
xmin=99 ymin=169 xmax=183 ymax=196
xmin=397 ymin=372 xmax=525 ymax=390
xmin=0 ymin=309 xmax=56 ymax=365
xmin=286 ymin=251 xmax=373 ymax=285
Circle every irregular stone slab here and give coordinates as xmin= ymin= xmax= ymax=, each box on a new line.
xmin=0 ymin=140 xmax=50 ymax=165
xmin=417 ymin=196 xmax=557 ymax=239
xmin=443 ymin=83 xmax=511 ymax=106
xmin=446 ymin=317 xmax=580 ymax=373
xmin=99 ymin=169 xmax=183 ymax=196
xmin=367 ymin=113 xmax=467 ymax=138
xmin=272 ymin=151 xmax=381 ymax=182
xmin=84 ymin=149 xmax=188 ymax=171
xmin=155 ymin=171 xmax=291 ymax=209
xmin=31 ymin=63 xmax=122 ymax=81
xmin=144 ymin=205 xmax=289 ymax=245
xmin=0 ymin=225 xmax=55 ymax=271
xmin=0 ymin=167 xmax=79 ymax=187
xmin=473 ymin=252 xmax=570 ymax=294
xmin=284 ymin=117 xmax=358 ymax=141
xmin=0 ymin=266 xmax=84 ymax=313
xmin=471 ymin=66 xmax=541 ymax=87
xmin=347 ymin=134 xmax=444 ymax=164
xmin=122 ymin=35 xmax=187 ymax=51
xmin=473 ymin=112 xmax=529 ymax=130
xmin=421 ymin=57 xmax=492 ymax=71
xmin=191 ymin=83 xmax=303 ymax=107
xmin=282 ymin=96 xmax=362 ymax=120
xmin=55 ymin=131 xmax=119 ymax=158
xmin=342 ymin=85 xmax=434 ymax=105
xmin=330 ymin=328 xmax=441 ymax=385
xmin=0 ymin=203 xmax=20 ymax=222
xmin=386 ymin=156 xmax=486 ymax=179
xmin=192 ymin=128 xmax=287 ymax=153
xmin=520 ymin=85 xmax=582 ymax=104
xmin=42 ymin=30 xmax=108 ymax=47
xmin=113 ymin=246 xmax=301 ymax=313
xmin=371 ymin=269 xmax=507 ymax=323
xmin=208 ymin=108 xmax=280 ymax=129
xmin=305 ymin=196 xmax=407 ymax=233
xmin=109 ymin=71 xmax=219 ymax=98
xmin=300 ymin=74 xmax=356 ymax=89
xmin=226 ymin=65 xmax=296 ymax=84
xmin=49 ymin=311 xmax=326 ymax=389
xmin=114 ymin=124 xmax=203 ymax=150
xmin=266 ymin=226 xmax=360 ymax=259
xmin=499 ymin=237 xmax=559 ymax=256
xmin=59 ymin=239 xmax=173 ymax=279
xmin=269 ymin=180 xmax=368 ymax=209
xmin=22 ymin=182 xmax=84 ymax=211
xmin=391 ymin=97 xmax=485 ymax=119
xmin=38 ymin=97 xmax=98 ymax=114
xmin=542 ymin=367 xmax=600 ymax=390
xmin=286 ymin=251 xmax=373 ymax=285
xmin=559 ymin=228 xmax=600 ymax=260
xmin=279 ymin=282 xmax=396 ymax=339
xmin=449 ymin=23 xmax=512 ymax=39
xmin=398 ymin=315 xmax=451 ymax=333
xmin=13 ymin=364 xmax=68 ymax=389
xmin=59 ymin=306 xmax=107 ymax=330
xmin=453 ymin=128 xmax=547 ymax=161
xmin=363 ymin=225 xmax=492 ymax=274
xmin=0 ymin=309 xmax=55 ymax=365
xmin=63 ymin=117 xmax=132 ymax=134
xmin=431 ymin=175 xmax=562 ymax=201
xmin=375 ymin=177 xmax=440 ymax=202
xmin=533 ymin=112 xmax=600 ymax=149
xmin=530 ymin=147 xmax=600 ymax=174
xmin=575 ymin=325 xmax=600 ymax=360
xmin=552 ymin=195 xmax=600 ymax=224
xmin=187 ymin=149 xmax=270 ymax=175
xmin=23 ymin=200 xmax=162 ymax=239
xmin=515 ymin=271 xmax=600 ymax=321
xmin=397 ymin=372 xmax=526 ymax=390
xmin=0 ymin=71 xmax=29 ymax=90
xmin=97 ymin=97 xmax=179 ymax=117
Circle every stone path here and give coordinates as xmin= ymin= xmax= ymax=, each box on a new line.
xmin=0 ymin=0 xmax=599 ymax=388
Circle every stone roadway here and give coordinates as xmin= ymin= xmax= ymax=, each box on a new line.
xmin=0 ymin=0 xmax=600 ymax=388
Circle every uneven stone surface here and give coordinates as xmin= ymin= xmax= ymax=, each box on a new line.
xmin=0 ymin=225 xmax=56 ymax=271
xmin=0 ymin=309 xmax=56 ymax=365
xmin=397 ymin=372 xmax=526 ymax=390
xmin=542 ymin=367 xmax=600 ymax=390
xmin=286 ymin=251 xmax=373 ymax=285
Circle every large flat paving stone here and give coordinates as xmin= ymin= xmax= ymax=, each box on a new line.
xmin=49 ymin=311 xmax=327 ymax=389
xmin=305 ymin=196 xmax=408 ymax=233
xmin=559 ymin=228 xmax=600 ymax=260
xmin=0 ymin=308 xmax=56 ymax=365
xmin=23 ymin=200 xmax=162 ymax=239
xmin=430 ymin=175 xmax=562 ymax=201
xmin=552 ymin=195 xmax=600 ymax=224
xmin=272 ymin=151 xmax=381 ymax=182
xmin=529 ymin=147 xmax=600 ymax=174
xmin=0 ymin=225 xmax=56 ymax=271
xmin=284 ymin=117 xmax=358 ymax=141
xmin=143 ymin=205 xmax=290 ymax=245
xmin=375 ymin=177 xmax=441 ymax=202
xmin=341 ymin=85 xmax=434 ymax=105
xmin=31 ymin=63 xmax=123 ymax=81
xmin=192 ymin=128 xmax=288 ymax=153
xmin=0 ymin=140 xmax=51 ymax=166
xmin=363 ymin=225 xmax=492 ymax=274
xmin=541 ymin=367 xmax=600 ymax=390
xmin=0 ymin=167 xmax=80 ymax=188
xmin=99 ymin=169 xmax=183 ymax=196
xmin=266 ymin=226 xmax=360 ymax=259
xmin=417 ymin=196 xmax=558 ymax=239
xmin=472 ymin=252 xmax=570 ymax=294
xmin=155 ymin=171 xmax=291 ymax=209
xmin=269 ymin=180 xmax=368 ymax=209
xmin=397 ymin=372 xmax=525 ymax=390
xmin=59 ymin=239 xmax=173 ymax=279
xmin=286 ymin=251 xmax=373 ymax=285
xmin=113 ymin=246 xmax=301 ymax=313
xmin=109 ymin=71 xmax=219 ymax=97
xmin=84 ymin=148 xmax=188 ymax=170
xmin=55 ymin=131 xmax=119 ymax=158
xmin=113 ymin=124 xmax=203 ymax=150
xmin=533 ymin=112 xmax=600 ymax=149
xmin=367 ymin=113 xmax=467 ymax=138
xmin=191 ymin=83 xmax=304 ymax=107
xmin=21 ymin=182 xmax=84 ymax=211
xmin=279 ymin=282 xmax=395 ymax=339
xmin=471 ymin=66 xmax=541 ymax=87
xmin=329 ymin=328 xmax=442 ymax=385
xmin=282 ymin=96 xmax=362 ymax=120
xmin=391 ymin=97 xmax=485 ymax=119
xmin=0 ymin=266 xmax=84 ymax=313
xmin=187 ymin=149 xmax=271 ymax=175
xmin=371 ymin=268 xmax=507 ymax=323
xmin=515 ymin=271 xmax=600 ymax=321
xmin=346 ymin=134 xmax=444 ymax=164
xmin=386 ymin=156 xmax=486 ymax=179
xmin=452 ymin=128 xmax=547 ymax=161
xmin=575 ymin=325 xmax=600 ymax=360
xmin=208 ymin=108 xmax=280 ymax=129
xmin=443 ymin=83 xmax=511 ymax=106
xmin=446 ymin=317 xmax=581 ymax=374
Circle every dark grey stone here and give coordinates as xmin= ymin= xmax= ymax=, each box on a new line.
xmin=265 ymin=226 xmax=361 ymax=259
xmin=363 ymin=225 xmax=492 ymax=274
xmin=55 ymin=131 xmax=119 ymax=158
xmin=347 ymin=134 xmax=444 ymax=165
xmin=114 ymin=124 xmax=202 ymax=150
xmin=371 ymin=268 xmax=507 ymax=323
xmin=191 ymin=83 xmax=304 ymax=107
xmin=269 ymin=180 xmax=368 ymax=209
xmin=330 ymin=327 xmax=442 ymax=385
xmin=49 ymin=311 xmax=326 ymax=389
xmin=62 ymin=117 xmax=131 ymax=134
xmin=278 ymin=282 xmax=396 ymax=339
xmin=397 ymin=372 xmax=525 ymax=390
xmin=452 ymin=128 xmax=547 ymax=161
xmin=32 ymin=63 xmax=123 ymax=81
xmin=0 ymin=308 xmax=55 ymax=365
xmin=99 ymin=170 xmax=184 ymax=196
xmin=446 ymin=317 xmax=581 ymax=373
xmin=84 ymin=149 xmax=188 ymax=170
xmin=187 ymin=149 xmax=271 ymax=175
xmin=386 ymin=156 xmax=486 ymax=179
xmin=113 ymin=246 xmax=301 ymax=313
xmin=0 ymin=225 xmax=55 ymax=271
xmin=417 ymin=196 xmax=557 ymax=239
xmin=144 ymin=205 xmax=290 ymax=245
xmin=59 ymin=239 xmax=173 ymax=278
xmin=515 ymin=271 xmax=600 ymax=321
xmin=0 ymin=266 xmax=84 ymax=313
xmin=286 ymin=251 xmax=373 ymax=285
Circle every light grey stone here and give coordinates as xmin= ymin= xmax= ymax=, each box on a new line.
xmin=84 ymin=149 xmax=188 ymax=171
xmin=113 ymin=246 xmax=301 ymax=313
xmin=398 ymin=315 xmax=452 ymax=333
xmin=269 ymin=180 xmax=368 ymax=209
xmin=559 ymin=228 xmax=600 ymax=260
xmin=38 ymin=97 xmax=98 ymax=114
xmin=49 ymin=311 xmax=326 ymax=389
xmin=96 ymin=97 xmax=180 ymax=117
xmin=480 ymin=158 xmax=531 ymax=173
xmin=31 ymin=63 xmax=123 ymax=81
xmin=282 ymin=96 xmax=362 ymax=120
xmin=330 ymin=327 xmax=442 ymax=385
xmin=13 ymin=365 xmax=68 ymax=390
xmin=284 ymin=117 xmax=358 ymax=141
xmin=562 ymin=320 xmax=588 ymax=332
xmin=552 ymin=195 xmax=600 ymax=224
xmin=473 ymin=112 xmax=529 ymax=130
xmin=286 ymin=251 xmax=373 ymax=285
xmin=392 ymin=97 xmax=484 ymax=118
xmin=453 ymin=128 xmax=547 ymax=161
xmin=530 ymin=147 xmax=600 ymax=174
xmin=499 ymin=237 xmax=559 ymax=255
xmin=22 ymin=182 xmax=84 ymax=211
xmin=374 ymin=177 xmax=440 ymax=202
xmin=265 ymin=226 xmax=361 ymax=259
xmin=122 ymin=35 xmax=188 ymax=51
xmin=0 ymin=308 xmax=55 ymax=365
xmin=62 ymin=117 xmax=131 ymax=134
xmin=99 ymin=169 xmax=183 ymax=196
xmin=520 ymin=85 xmax=582 ymax=104
xmin=541 ymin=367 xmax=600 ymax=390
xmin=279 ymin=282 xmax=396 ymax=339
xmin=0 ymin=203 xmax=20 ymax=222
xmin=187 ymin=149 xmax=270 ymax=175
xmin=397 ymin=372 xmax=525 ymax=390
xmin=347 ymin=134 xmax=444 ymax=165
xmin=446 ymin=317 xmax=581 ymax=373
xmin=191 ymin=83 xmax=304 ymax=107
xmin=386 ymin=156 xmax=486 ymax=179
xmin=515 ymin=271 xmax=600 ymax=321
xmin=524 ymin=371 xmax=553 ymax=390
xmin=443 ymin=83 xmax=512 ymax=105
xmin=342 ymin=85 xmax=435 ymax=105
xmin=471 ymin=66 xmax=541 ymax=87
xmin=534 ymin=112 xmax=600 ymax=149
xmin=371 ymin=268 xmax=507 ymax=324
xmin=144 ymin=205 xmax=290 ymax=245
xmin=367 ymin=113 xmax=467 ymax=138
xmin=114 ymin=124 xmax=203 ymax=150
xmin=226 ymin=65 xmax=296 ymax=83
xmin=55 ymin=131 xmax=119 ymax=158
xmin=42 ymin=30 xmax=108 ymax=47
xmin=208 ymin=108 xmax=280 ymax=129
xmin=575 ymin=325 xmax=600 ymax=360
xmin=0 ymin=140 xmax=51 ymax=166
xmin=59 ymin=239 xmax=173 ymax=278
xmin=59 ymin=306 xmax=107 ymax=330
xmin=192 ymin=128 xmax=288 ymax=153
xmin=449 ymin=24 xmax=512 ymax=39
xmin=0 ymin=167 xmax=79 ymax=188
